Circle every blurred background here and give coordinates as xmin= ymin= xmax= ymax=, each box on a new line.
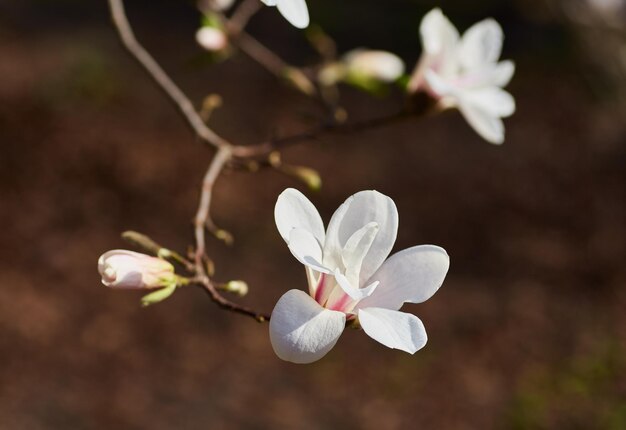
xmin=1 ymin=0 xmax=625 ymax=428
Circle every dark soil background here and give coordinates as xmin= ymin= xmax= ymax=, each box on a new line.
xmin=1 ymin=0 xmax=625 ymax=429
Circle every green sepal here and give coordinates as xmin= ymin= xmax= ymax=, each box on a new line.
xmin=141 ymin=283 xmax=177 ymax=307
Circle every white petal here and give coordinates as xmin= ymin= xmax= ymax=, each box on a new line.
xmin=334 ymin=270 xmax=379 ymax=301
xmin=341 ymin=221 xmax=379 ymax=282
xmin=260 ymin=0 xmax=277 ymax=6
xmin=288 ymin=228 xmax=329 ymax=273
xmin=462 ymin=87 xmax=515 ymax=118
xmin=358 ymin=308 xmax=427 ymax=354
xmin=420 ymin=8 xmax=460 ymax=58
xmin=424 ymin=69 xmax=456 ymax=97
xmin=356 ymin=245 xmax=450 ymax=311
xmin=323 ymin=191 xmax=398 ymax=285
xmin=270 ymin=289 xmax=346 ymax=364
xmin=458 ymin=100 xmax=506 ymax=144
xmin=491 ymin=60 xmax=515 ymax=87
xmin=275 ymin=188 xmax=325 ymax=245
xmin=276 ymin=0 xmax=309 ymax=29
xmin=459 ymin=18 xmax=503 ymax=70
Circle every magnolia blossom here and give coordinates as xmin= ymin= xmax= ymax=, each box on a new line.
xmin=196 ymin=27 xmax=228 ymax=52
xmin=343 ymin=49 xmax=405 ymax=82
xmin=409 ymin=8 xmax=516 ymax=144
xmin=270 ymin=189 xmax=450 ymax=364
xmin=260 ymin=0 xmax=309 ymax=29
xmin=98 ymin=250 xmax=176 ymax=289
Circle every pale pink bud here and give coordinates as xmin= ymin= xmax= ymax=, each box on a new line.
xmin=98 ymin=250 xmax=176 ymax=289
xmin=196 ymin=27 xmax=228 ymax=52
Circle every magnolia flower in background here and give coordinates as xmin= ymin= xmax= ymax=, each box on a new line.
xmin=98 ymin=250 xmax=177 ymax=289
xmin=319 ymin=49 xmax=405 ymax=88
xmin=408 ymin=8 xmax=516 ymax=144
xmin=261 ymin=0 xmax=309 ymax=29
xmin=196 ymin=26 xmax=228 ymax=52
xmin=343 ymin=49 xmax=405 ymax=83
xmin=270 ymin=188 xmax=450 ymax=364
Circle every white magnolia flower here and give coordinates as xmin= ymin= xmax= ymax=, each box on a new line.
xmin=260 ymin=0 xmax=309 ymax=29
xmin=98 ymin=250 xmax=177 ymax=289
xmin=196 ymin=27 xmax=228 ymax=52
xmin=408 ymin=8 xmax=516 ymax=144
xmin=270 ymin=188 xmax=450 ymax=364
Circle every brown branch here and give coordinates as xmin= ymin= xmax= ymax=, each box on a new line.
xmin=194 ymin=145 xmax=232 ymax=269
xmin=231 ymin=107 xmax=427 ymax=159
xmin=194 ymin=276 xmax=270 ymax=322
xmin=108 ymin=0 xmax=230 ymax=149
xmin=227 ymin=0 xmax=262 ymax=34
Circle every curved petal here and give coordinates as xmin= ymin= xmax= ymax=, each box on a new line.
xmin=342 ymin=221 xmax=379 ymax=282
xmin=275 ymin=188 xmax=325 ymax=245
xmin=420 ymin=8 xmax=460 ymax=58
xmin=356 ymin=245 xmax=450 ymax=311
xmin=358 ymin=308 xmax=427 ymax=354
xmin=288 ymin=228 xmax=330 ymax=273
xmin=458 ymin=100 xmax=505 ymax=144
xmin=276 ymin=0 xmax=309 ymax=29
xmin=323 ymin=190 xmax=398 ymax=285
xmin=491 ymin=60 xmax=515 ymax=87
xmin=270 ymin=289 xmax=346 ymax=363
xmin=334 ymin=270 xmax=379 ymax=301
xmin=424 ymin=69 xmax=456 ymax=98
xmin=462 ymin=87 xmax=515 ymax=118
xmin=459 ymin=18 xmax=503 ymax=70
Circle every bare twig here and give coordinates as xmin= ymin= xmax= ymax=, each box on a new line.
xmin=194 ymin=145 xmax=232 ymax=269
xmin=231 ymin=108 xmax=428 ymax=159
xmin=227 ymin=0 xmax=262 ymax=34
xmin=194 ymin=276 xmax=270 ymax=322
xmin=108 ymin=0 xmax=230 ymax=149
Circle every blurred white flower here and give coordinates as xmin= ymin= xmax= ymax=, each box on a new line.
xmin=409 ymin=8 xmax=516 ymax=144
xmin=343 ymin=49 xmax=405 ymax=82
xmin=260 ymin=0 xmax=309 ymax=29
xmin=270 ymin=188 xmax=450 ymax=364
xmin=196 ymin=26 xmax=228 ymax=52
xmin=98 ymin=250 xmax=177 ymax=289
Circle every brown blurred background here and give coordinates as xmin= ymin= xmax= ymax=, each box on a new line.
xmin=1 ymin=0 xmax=625 ymax=428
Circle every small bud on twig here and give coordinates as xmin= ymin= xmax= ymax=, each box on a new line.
xmin=221 ymin=280 xmax=249 ymax=297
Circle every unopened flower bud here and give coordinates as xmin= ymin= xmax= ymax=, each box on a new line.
xmin=98 ymin=250 xmax=176 ymax=289
xmin=343 ymin=49 xmax=405 ymax=83
xmin=225 ymin=280 xmax=249 ymax=297
xmin=196 ymin=27 xmax=228 ymax=52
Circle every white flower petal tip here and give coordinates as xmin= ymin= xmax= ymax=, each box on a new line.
xmin=358 ymin=308 xmax=428 ymax=354
xmin=412 ymin=8 xmax=515 ymax=144
xmin=272 ymin=189 xmax=449 ymax=362
xmin=275 ymin=188 xmax=325 ymax=245
xmin=270 ymin=290 xmax=346 ymax=364
xmin=262 ymin=0 xmax=310 ymax=29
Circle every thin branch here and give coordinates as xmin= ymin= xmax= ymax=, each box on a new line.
xmin=227 ymin=0 xmax=262 ymax=34
xmin=194 ymin=145 xmax=232 ymax=269
xmin=231 ymin=108 xmax=426 ymax=159
xmin=108 ymin=0 xmax=230 ymax=149
xmin=194 ymin=276 xmax=270 ymax=322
